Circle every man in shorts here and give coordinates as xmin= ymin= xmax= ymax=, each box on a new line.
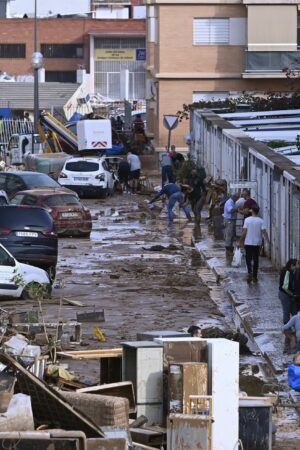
xmin=127 ymin=151 xmax=141 ymax=194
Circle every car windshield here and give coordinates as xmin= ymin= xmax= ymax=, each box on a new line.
xmin=44 ymin=195 xmax=80 ymax=207
xmin=22 ymin=173 xmax=60 ymax=188
xmin=0 ymin=206 xmax=53 ymax=228
xmin=65 ymin=161 xmax=100 ymax=172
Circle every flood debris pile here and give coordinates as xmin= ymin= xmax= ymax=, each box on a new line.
xmin=0 ymin=314 xmax=278 ymax=449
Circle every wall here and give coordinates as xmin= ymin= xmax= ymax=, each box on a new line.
xmin=0 ymin=17 xmax=145 ymax=76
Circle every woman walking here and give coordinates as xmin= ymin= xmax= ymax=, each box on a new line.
xmin=279 ymin=259 xmax=297 ymax=324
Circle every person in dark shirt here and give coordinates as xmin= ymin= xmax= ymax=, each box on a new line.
xmin=238 ymin=189 xmax=257 ymax=219
xmin=149 ymin=183 xmax=192 ymax=227
xmin=118 ymin=160 xmax=131 ymax=192
xmin=186 ymin=169 xmax=207 ymax=228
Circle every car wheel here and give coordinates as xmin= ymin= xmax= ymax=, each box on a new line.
xmin=21 ymin=282 xmax=49 ymax=300
xmin=47 ymin=266 xmax=56 ymax=284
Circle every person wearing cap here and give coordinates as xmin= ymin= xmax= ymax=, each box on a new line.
xmin=223 ymin=192 xmax=240 ymax=259
xmin=238 ymin=205 xmax=270 ymax=283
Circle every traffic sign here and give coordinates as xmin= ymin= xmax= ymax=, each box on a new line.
xmin=163 ymin=115 xmax=178 ymax=131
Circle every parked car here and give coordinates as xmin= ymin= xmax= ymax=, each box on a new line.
xmin=0 ymin=190 xmax=9 ymax=205
xmin=0 ymin=171 xmax=69 ymax=199
xmin=0 ymin=205 xmax=58 ymax=282
xmin=58 ymin=156 xmax=117 ymax=197
xmin=0 ymin=243 xmax=51 ymax=299
xmin=11 ymin=189 xmax=92 ymax=237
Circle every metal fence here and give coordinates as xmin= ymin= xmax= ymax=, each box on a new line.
xmin=0 ymin=119 xmax=34 ymax=148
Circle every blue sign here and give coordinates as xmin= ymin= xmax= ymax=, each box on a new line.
xmin=136 ymin=48 xmax=146 ymax=61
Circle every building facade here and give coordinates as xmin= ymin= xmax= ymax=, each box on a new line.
xmin=145 ymin=0 xmax=300 ymax=150
xmin=0 ymin=17 xmax=145 ymax=100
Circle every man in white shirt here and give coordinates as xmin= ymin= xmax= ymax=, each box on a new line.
xmin=127 ymin=151 xmax=141 ymax=193
xmin=239 ymin=205 xmax=270 ymax=283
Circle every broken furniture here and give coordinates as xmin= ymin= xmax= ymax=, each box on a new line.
xmin=77 ymin=381 xmax=135 ymax=414
xmin=122 ymin=341 xmax=163 ymax=425
xmin=168 ymin=362 xmax=208 ymax=414
xmin=61 ymin=391 xmax=129 ymax=428
xmin=0 ymin=352 xmax=104 ymax=438
xmin=57 ymin=348 xmax=123 ymax=384
xmin=0 ymin=431 xmax=87 ymax=450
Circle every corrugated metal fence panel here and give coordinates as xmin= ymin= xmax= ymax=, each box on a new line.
xmin=0 ymin=119 xmax=34 ymax=146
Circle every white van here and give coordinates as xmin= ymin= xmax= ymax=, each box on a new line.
xmin=58 ymin=156 xmax=116 ymax=197
xmin=0 ymin=244 xmax=51 ymax=299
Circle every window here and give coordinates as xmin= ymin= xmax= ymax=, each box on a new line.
xmin=193 ymin=18 xmax=229 ymax=45
xmin=41 ymin=44 xmax=83 ymax=58
xmin=45 ymin=71 xmax=77 ymax=83
xmin=0 ymin=44 xmax=25 ymax=58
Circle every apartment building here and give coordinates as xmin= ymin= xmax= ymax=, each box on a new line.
xmin=0 ymin=16 xmax=145 ymax=100
xmin=145 ymin=0 xmax=300 ymax=150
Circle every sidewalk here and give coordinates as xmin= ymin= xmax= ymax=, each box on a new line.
xmin=193 ymin=216 xmax=293 ymax=376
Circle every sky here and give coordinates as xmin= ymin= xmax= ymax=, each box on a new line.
xmin=8 ymin=0 xmax=90 ymax=17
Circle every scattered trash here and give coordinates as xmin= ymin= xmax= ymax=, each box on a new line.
xmin=94 ymin=327 xmax=106 ymax=342
xmin=77 ymin=310 xmax=105 ymax=323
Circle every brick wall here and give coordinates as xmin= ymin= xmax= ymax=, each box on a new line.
xmin=0 ymin=18 xmax=145 ymax=76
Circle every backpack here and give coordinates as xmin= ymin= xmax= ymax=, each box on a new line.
xmin=291 ymin=268 xmax=300 ymax=296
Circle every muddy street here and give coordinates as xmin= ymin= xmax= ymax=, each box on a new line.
xmin=54 ymin=194 xmax=227 ymax=345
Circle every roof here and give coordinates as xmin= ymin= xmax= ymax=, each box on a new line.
xmin=0 ymin=82 xmax=79 ymax=110
xmin=14 ymin=188 xmax=76 ymax=196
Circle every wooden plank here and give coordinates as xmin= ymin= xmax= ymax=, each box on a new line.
xmin=57 ymin=348 xmax=123 ymax=360
xmin=63 ymin=297 xmax=84 ymax=307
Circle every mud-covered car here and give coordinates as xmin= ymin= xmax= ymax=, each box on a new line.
xmin=58 ymin=156 xmax=117 ymax=197
xmin=0 ymin=243 xmax=51 ymax=299
xmin=11 ymin=189 xmax=92 ymax=238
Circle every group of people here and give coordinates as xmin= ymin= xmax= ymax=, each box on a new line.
xmin=223 ymin=189 xmax=270 ymax=283
xmin=149 ymin=166 xmax=207 ymax=229
xmin=117 ymin=151 xmax=141 ymax=194
xmin=279 ymin=259 xmax=300 ymax=353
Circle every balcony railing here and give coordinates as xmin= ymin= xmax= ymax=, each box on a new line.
xmin=92 ymin=0 xmax=130 ymax=4
xmin=245 ymin=51 xmax=300 ymax=72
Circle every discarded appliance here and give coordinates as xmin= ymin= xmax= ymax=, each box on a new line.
xmin=154 ymin=337 xmax=239 ymax=450
xmin=136 ymin=330 xmax=190 ymax=341
xmin=122 ymin=341 xmax=163 ymax=425
xmin=239 ymin=397 xmax=273 ymax=450
xmin=167 ymin=413 xmax=212 ymax=450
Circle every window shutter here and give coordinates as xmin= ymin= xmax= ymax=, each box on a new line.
xmin=194 ymin=18 xmax=229 ymax=45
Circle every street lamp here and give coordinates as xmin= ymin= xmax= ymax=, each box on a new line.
xmin=31 ymin=0 xmax=43 ymax=140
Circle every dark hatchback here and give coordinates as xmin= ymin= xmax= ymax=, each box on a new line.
xmin=0 ymin=205 xmax=58 ymax=281
xmin=0 ymin=171 xmax=63 ymax=200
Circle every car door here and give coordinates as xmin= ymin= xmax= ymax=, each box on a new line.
xmin=0 ymin=246 xmax=20 ymax=297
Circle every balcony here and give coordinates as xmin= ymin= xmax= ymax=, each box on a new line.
xmin=244 ymin=51 xmax=300 ymax=78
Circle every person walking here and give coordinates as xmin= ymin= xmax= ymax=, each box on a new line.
xmin=223 ymin=192 xmax=240 ymax=259
xmin=148 ymin=182 xmax=192 ymax=228
xmin=160 ymin=149 xmax=174 ymax=187
xmin=127 ymin=151 xmax=141 ymax=194
xmin=186 ymin=168 xmax=207 ymax=229
xmin=279 ymin=259 xmax=297 ymax=324
xmin=117 ymin=159 xmax=131 ymax=193
xmin=238 ymin=205 xmax=270 ymax=283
